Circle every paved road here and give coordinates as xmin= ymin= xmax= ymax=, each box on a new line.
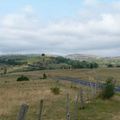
xmin=53 ymin=76 xmax=120 ymax=92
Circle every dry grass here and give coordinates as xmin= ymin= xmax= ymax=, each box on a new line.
xmin=0 ymin=68 xmax=120 ymax=120
xmin=6 ymin=68 xmax=120 ymax=82
xmin=0 ymin=76 xmax=78 ymax=120
xmin=0 ymin=80 xmax=52 ymax=116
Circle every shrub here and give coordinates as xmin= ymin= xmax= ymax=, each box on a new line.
xmin=70 ymin=82 xmax=78 ymax=89
xmin=17 ymin=75 xmax=29 ymax=81
xmin=101 ymin=77 xmax=115 ymax=99
xmin=43 ymin=73 xmax=47 ymax=79
xmin=51 ymin=87 xmax=60 ymax=95
xmin=107 ymin=64 xmax=114 ymax=68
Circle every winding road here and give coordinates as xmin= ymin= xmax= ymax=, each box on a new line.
xmin=53 ymin=76 xmax=120 ymax=92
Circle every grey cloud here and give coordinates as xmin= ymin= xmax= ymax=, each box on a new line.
xmin=0 ymin=3 xmax=120 ymax=56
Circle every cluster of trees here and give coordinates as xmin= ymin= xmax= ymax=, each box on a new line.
xmin=107 ymin=63 xmax=120 ymax=68
xmin=0 ymin=59 xmax=27 ymax=65
xmin=0 ymin=54 xmax=99 ymax=71
xmin=29 ymin=56 xmax=99 ymax=70
xmin=55 ymin=56 xmax=99 ymax=69
xmin=0 ymin=55 xmax=28 ymax=66
xmin=27 ymin=56 xmax=99 ymax=71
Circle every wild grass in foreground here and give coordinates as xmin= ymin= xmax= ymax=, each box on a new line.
xmin=0 ymin=69 xmax=120 ymax=120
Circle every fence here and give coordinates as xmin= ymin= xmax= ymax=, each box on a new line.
xmin=17 ymin=85 xmax=97 ymax=120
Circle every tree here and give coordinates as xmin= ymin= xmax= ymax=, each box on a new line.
xmin=41 ymin=53 xmax=45 ymax=57
xmin=3 ymin=67 xmax=7 ymax=75
xmin=17 ymin=75 xmax=29 ymax=81
xmin=107 ymin=64 xmax=114 ymax=68
xmin=43 ymin=73 xmax=47 ymax=79
xmin=101 ymin=77 xmax=115 ymax=99
xmin=41 ymin=53 xmax=46 ymax=68
xmin=1 ymin=66 xmax=7 ymax=75
xmin=89 ymin=62 xmax=99 ymax=69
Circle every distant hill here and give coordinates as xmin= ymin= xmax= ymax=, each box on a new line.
xmin=0 ymin=54 xmax=100 ymax=73
xmin=0 ymin=54 xmax=120 ymax=72
xmin=103 ymin=56 xmax=120 ymax=60
xmin=66 ymin=54 xmax=120 ymax=67
xmin=66 ymin=54 xmax=100 ymax=61
xmin=66 ymin=54 xmax=120 ymax=60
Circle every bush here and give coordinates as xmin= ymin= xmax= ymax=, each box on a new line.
xmin=107 ymin=64 xmax=114 ymax=68
xmin=70 ymin=82 xmax=78 ymax=89
xmin=101 ymin=77 xmax=115 ymax=99
xmin=51 ymin=87 xmax=60 ymax=95
xmin=17 ymin=75 xmax=29 ymax=81
xmin=43 ymin=73 xmax=47 ymax=79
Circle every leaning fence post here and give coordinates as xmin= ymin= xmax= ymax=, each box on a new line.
xmin=94 ymin=83 xmax=97 ymax=96
xmin=38 ymin=100 xmax=44 ymax=120
xmin=17 ymin=104 xmax=29 ymax=120
xmin=90 ymin=82 xmax=95 ymax=99
xmin=74 ymin=92 xmax=79 ymax=120
xmin=66 ymin=93 xmax=70 ymax=120
xmin=80 ymin=88 xmax=85 ymax=109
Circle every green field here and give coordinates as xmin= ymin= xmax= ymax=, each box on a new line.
xmin=0 ymin=68 xmax=120 ymax=120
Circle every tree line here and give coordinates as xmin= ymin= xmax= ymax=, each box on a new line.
xmin=54 ymin=56 xmax=99 ymax=69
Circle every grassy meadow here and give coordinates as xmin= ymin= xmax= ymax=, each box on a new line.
xmin=0 ymin=68 xmax=120 ymax=120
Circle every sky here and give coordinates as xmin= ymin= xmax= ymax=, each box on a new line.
xmin=0 ymin=0 xmax=120 ymax=56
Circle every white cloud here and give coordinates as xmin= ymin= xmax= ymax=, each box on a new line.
xmin=23 ymin=5 xmax=34 ymax=13
xmin=0 ymin=3 xmax=120 ymax=56
xmin=83 ymin=0 xmax=96 ymax=5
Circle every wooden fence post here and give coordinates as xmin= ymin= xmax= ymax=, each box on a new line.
xmin=74 ymin=93 xmax=79 ymax=120
xmin=86 ymin=87 xmax=90 ymax=101
xmin=90 ymin=82 xmax=95 ymax=99
xmin=66 ymin=93 xmax=70 ymax=120
xmin=94 ymin=83 xmax=97 ymax=96
xmin=80 ymin=88 xmax=85 ymax=109
xmin=17 ymin=104 xmax=29 ymax=120
xmin=38 ymin=100 xmax=44 ymax=120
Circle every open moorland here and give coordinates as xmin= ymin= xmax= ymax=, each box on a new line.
xmin=0 ymin=68 xmax=120 ymax=120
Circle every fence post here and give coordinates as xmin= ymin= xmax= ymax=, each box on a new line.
xmin=66 ymin=93 xmax=70 ymax=120
xmin=94 ymin=83 xmax=97 ymax=96
xmin=90 ymin=82 xmax=95 ymax=99
xmin=74 ymin=93 xmax=79 ymax=120
xmin=80 ymin=88 xmax=85 ymax=109
xmin=38 ymin=100 xmax=44 ymax=120
xmin=17 ymin=104 xmax=29 ymax=120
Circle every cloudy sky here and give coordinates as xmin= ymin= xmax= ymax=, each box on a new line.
xmin=0 ymin=0 xmax=120 ymax=56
